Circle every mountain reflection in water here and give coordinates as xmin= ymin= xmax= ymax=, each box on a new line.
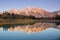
xmin=0 ymin=22 xmax=60 ymax=34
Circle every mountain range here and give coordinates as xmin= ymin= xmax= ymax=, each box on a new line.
xmin=0 ymin=7 xmax=60 ymax=18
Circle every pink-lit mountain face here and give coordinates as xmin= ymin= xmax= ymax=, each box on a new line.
xmin=0 ymin=7 xmax=60 ymax=18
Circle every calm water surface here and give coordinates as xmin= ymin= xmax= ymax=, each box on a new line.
xmin=0 ymin=22 xmax=60 ymax=40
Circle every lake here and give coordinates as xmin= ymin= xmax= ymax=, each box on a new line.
xmin=0 ymin=22 xmax=60 ymax=40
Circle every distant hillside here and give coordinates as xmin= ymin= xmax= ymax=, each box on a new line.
xmin=0 ymin=7 xmax=60 ymax=19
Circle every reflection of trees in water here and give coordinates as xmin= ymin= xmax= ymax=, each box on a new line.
xmin=0 ymin=22 xmax=60 ymax=34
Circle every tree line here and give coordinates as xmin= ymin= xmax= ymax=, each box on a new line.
xmin=0 ymin=12 xmax=60 ymax=20
xmin=0 ymin=12 xmax=36 ymax=19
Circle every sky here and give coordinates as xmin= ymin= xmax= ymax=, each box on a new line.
xmin=0 ymin=0 xmax=60 ymax=12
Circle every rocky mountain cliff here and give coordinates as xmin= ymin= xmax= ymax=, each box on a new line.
xmin=0 ymin=7 xmax=60 ymax=18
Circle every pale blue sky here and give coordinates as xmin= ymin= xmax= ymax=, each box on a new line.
xmin=0 ymin=0 xmax=60 ymax=12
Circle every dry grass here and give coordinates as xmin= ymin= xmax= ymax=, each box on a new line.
xmin=0 ymin=19 xmax=44 ymax=25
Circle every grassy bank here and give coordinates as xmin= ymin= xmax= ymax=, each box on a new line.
xmin=0 ymin=19 xmax=45 ymax=25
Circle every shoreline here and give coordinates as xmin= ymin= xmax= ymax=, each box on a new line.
xmin=0 ymin=19 xmax=60 ymax=25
